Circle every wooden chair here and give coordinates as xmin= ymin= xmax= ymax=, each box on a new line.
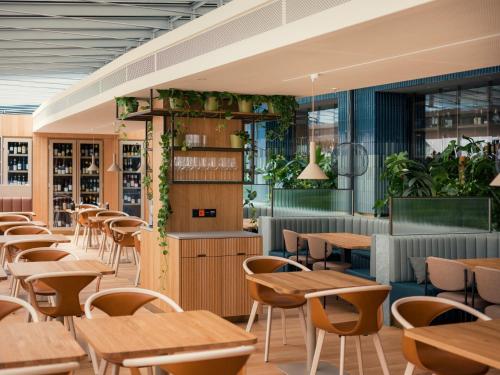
xmin=0 ymin=222 xmax=44 ymax=235
xmin=0 ymin=295 xmax=38 ymax=322
xmin=12 ymin=248 xmax=78 ymax=298
xmin=305 ymin=285 xmax=391 ymax=375
xmin=109 ymin=218 xmax=147 ymax=277
xmin=0 ymin=362 xmax=79 ymax=375
xmin=283 ymin=229 xmax=312 ymax=267
xmin=391 ymin=296 xmax=491 ymax=375
xmin=426 ymin=257 xmax=488 ymax=310
xmin=85 ymin=287 xmax=183 ymax=375
xmin=25 ymin=271 xmax=102 ymax=338
xmin=1 ymin=239 xmax=59 ymax=267
xmin=474 ymin=266 xmax=500 ymax=318
xmin=123 ymin=346 xmax=255 ymax=375
xmin=132 ymin=231 xmax=141 ymax=286
xmin=0 ymin=214 xmax=29 ymax=222
xmin=243 ymin=255 xmax=308 ymax=362
xmin=0 ymin=212 xmax=36 ymax=221
xmin=307 ymin=235 xmax=351 ymax=272
xmin=4 ymin=225 xmax=51 ymax=235
xmin=77 ymin=208 xmax=105 ymax=251
xmin=96 ymin=211 xmax=128 ymax=259
xmin=72 ymin=204 xmax=98 ymax=244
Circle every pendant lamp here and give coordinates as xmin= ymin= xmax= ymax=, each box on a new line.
xmin=87 ymin=131 xmax=99 ymax=173
xmin=107 ymin=132 xmax=122 ymax=172
xmin=490 ymin=174 xmax=500 ymax=187
xmin=490 ymin=149 xmax=500 ymax=186
xmin=298 ymin=73 xmax=328 ymax=180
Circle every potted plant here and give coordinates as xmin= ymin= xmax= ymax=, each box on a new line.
xmin=230 ymin=130 xmax=249 ymax=148
xmin=237 ymin=94 xmax=254 ymax=113
xmin=173 ymin=120 xmax=187 ymax=148
xmin=116 ymin=97 xmax=139 ymax=118
xmin=157 ymin=89 xmax=185 ymax=110
xmin=202 ymin=91 xmax=219 ymax=111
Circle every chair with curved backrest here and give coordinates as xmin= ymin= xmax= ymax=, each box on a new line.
xmin=132 ymin=230 xmax=141 ymax=286
xmin=426 ymin=257 xmax=488 ymax=310
xmin=0 ymin=362 xmax=79 ymax=375
xmin=283 ymin=229 xmax=312 ymax=267
xmin=305 ymin=285 xmax=392 ymax=375
xmin=475 ymin=266 xmax=500 ymax=318
xmin=0 ymin=295 xmax=38 ymax=322
xmin=0 ymin=214 xmax=29 ymax=223
xmin=392 ymin=296 xmax=491 ymax=375
xmin=72 ymin=204 xmax=98 ymax=245
xmin=77 ymin=208 xmax=105 ymax=251
xmin=85 ymin=287 xmax=183 ymax=375
xmin=0 ymin=222 xmax=41 ymax=235
xmin=109 ymin=218 xmax=147 ymax=277
xmin=307 ymin=235 xmax=351 ymax=272
xmin=4 ymin=225 xmax=52 ymax=235
xmin=123 ymin=346 xmax=255 ymax=375
xmin=26 ymin=271 xmax=102 ymax=338
xmin=1 ymin=239 xmax=59 ymax=267
xmin=0 ymin=212 xmax=36 ymax=221
xmin=243 ymin=255 xmax=309 ymax=362
xmin=96 ymin=211 xmax=128 ymax=260
xmin=12 ymin=248 xmax=79 ymax=298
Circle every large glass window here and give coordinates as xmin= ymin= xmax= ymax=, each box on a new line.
xmin=413 ymin=82 xmax=500 ymax=159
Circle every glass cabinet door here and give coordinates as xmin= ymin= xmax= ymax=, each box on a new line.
xmin=120 ymin=141 xmax=143 ymax=217
xmin=4 ymin=138 xmax=31 ymax=185
xmin=78 ymin=141 xmax=103 ymax=206
xmin=50 ymin=140 xmax=76 ymax=229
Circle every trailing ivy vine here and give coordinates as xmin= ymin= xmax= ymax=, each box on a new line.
xmin=142 ymin=121 xmax=153 ymax=201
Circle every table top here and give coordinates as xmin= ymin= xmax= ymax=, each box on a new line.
xmin=456 ymin=258 xmax=500 ymax=271
xmin=75 ymin=311 xmax=257 ymax=363
xmin=112 ymin=226 xmax=143 ymax=235
xmin=0 ymin=267 xmax=6 ymax=280
xmin=0 ymin=234 xmax=69 ymax=247
xmin=300 ymin=232 xmax=371 ymax=250
xmin=0 ymin=321 xmax=86 ymax=369
xmin=405 ymin=319 xmax=500 ymax=369
xmin=167 ymin=231 xmax=261 ymax=239
xmin=89 ymin=215 xmax=138 ymax=224
xmin=0 ymin=220 xmax=46 ymax=228
xmin=8 ymin=260 xmax=115 ymax=279
xmin=246 ymin=269 xmax=377 ymax=295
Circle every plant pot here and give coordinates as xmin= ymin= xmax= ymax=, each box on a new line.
xmin=204 ymin=96 xmax=219 ymax=111
xmin=173 ymin=133 xmax=185 ymax=147
xmin=238 ymin=99 xmax=253 ymax=113
xmin=169 ymin=97 xmax=184 ymax=110
xmin=230 ymin=134 xmax=243 ymax=148
xmin=267 ymin=102 xmax=275 ymax=114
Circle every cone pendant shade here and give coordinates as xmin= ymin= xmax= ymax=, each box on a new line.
xmin=298 ymin=141 xmax=328 ymax=180
xmin=87 ymin=154 xmax=99 ymax=173
xmin=490 ymin=173 xmax=500 ymax=187
xmin=107 ymin=153 xmax=122 ymax=172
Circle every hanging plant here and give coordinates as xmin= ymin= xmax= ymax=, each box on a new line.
xmin=116 ymin=97 xmax=139 ymax=119
xmin=266 ymin=96 xmax=298 ymax=140
xmin=142 ymin=121 xmax=153 ymax=201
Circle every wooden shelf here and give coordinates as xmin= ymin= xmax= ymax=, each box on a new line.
xmin=174 ymin=146 xmax=243 ymax=152
xmin=53 ymin=174 xmax=73 ymax=177
xmin=172 ymin=180 xmax=243 ymax=185
xmin=121 ymin=108 xmax=280 ymax=122
xmin=8 ymin=170 xmax=28 ymax=173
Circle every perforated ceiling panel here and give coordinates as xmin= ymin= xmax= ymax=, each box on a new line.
xmin=157 ymin=1 xmax=282 ymax=70
xmin=285 ymin=0 xmax=352 ymax=23
xmin=101 ymin=68 xmax=127 ymax=92
xmin=127 ymin=55 xmax=156 ymax=81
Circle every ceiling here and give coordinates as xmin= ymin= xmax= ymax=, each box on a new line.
xmin=0 ymin=0 xmax=229 ymax=113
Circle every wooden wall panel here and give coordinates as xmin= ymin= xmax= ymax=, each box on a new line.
xmin=32 ymin=134 xmax=49 ymax=224
xmin=0 ymin=115 xmax=33 ymax=137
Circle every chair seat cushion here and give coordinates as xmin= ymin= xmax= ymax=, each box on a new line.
xmin=38 ymin=304 xmax=85 ymax=318
xmin=485 ymin=304 xmax=500 ymax=319
xmin=417 ymin=342 xmax=489 ymax=375
xmin=437 ymin=291 xmax=490 ymax=310
xmin=312 ymin=261 xmax=351 ymax=271
xmin=258 ymin=288 xmax=306 ymax=309
xmin=31 ymin=280 xmax=56 ymax=296
xmin=287 ymin=255 xmax=314 ymax=265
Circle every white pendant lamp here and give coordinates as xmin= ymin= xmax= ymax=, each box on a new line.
xmin=87 ymin=131 xmax=99 ymax=173
xmin=298 ymin=73 xmax=328 ymax=180
xmin=490 ymin=174 xmax=500 ymax=187
xmin=107 ymin=133 xmax=122 ymax=172
xmin=490 ymin=150 xmax=500 ymax=186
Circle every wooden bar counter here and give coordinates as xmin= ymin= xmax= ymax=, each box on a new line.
xmin=141 ymin=229 xmax=261 ymax=320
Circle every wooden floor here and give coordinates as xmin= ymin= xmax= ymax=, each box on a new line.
xmin=1 ymin=237 xmax=498 ymax=375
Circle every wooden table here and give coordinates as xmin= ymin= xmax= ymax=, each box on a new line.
xmin=8 ymin=259 xmax=115 ymax=279
xmin=247 ymin=270 xmax=377 ymax=374
xmin=300 ymin=232 xmax=371 ymax=263
xmin=0 ymin=321 xmax=86 ymax=369
xmin=405 ymin=319 xmax=500 ymax=369
xmin=0 ymin=220 xmax=47 ymax=228
xmin=456 ymin=258 xmax=500 ymax=271
xmin=0 ymin=234 xmax=69 ymax=247
xmin=76 ymin=310 xmax=257 ymax=364
xmin=111 ymin=226 xmax=143 ymax=235
xmin=88 ymin=216 xmax=138 ymax=225
xmin=0 ymin=267 xmax=6 ymax=281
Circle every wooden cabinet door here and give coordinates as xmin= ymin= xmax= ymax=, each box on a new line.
xmin=180 ymin=256 xmax=222 ymax=315
xmin=221 ymin=253 xmax=253 ymax=317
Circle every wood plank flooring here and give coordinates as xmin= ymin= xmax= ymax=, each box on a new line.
xmin=1 ymin=236 xmax=498 ymax=375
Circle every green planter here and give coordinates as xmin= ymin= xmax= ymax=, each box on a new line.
xmin=230 ymin=134 xmax=243 ymax=148
xmin=204 ymin=96 xmax=219 ymax=111
xmin=238 ymin=99 xmax=253 ymax=113
xmin=169 ymin=97 xmax=185 ymax=110
xmin=267 ymin=102 xmax=275 ymax=114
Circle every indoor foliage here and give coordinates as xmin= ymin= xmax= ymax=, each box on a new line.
xmin=142 ymin=121 xmax=153 ymax=201
xmin=375 ymin=136 xmax=499 ymax=228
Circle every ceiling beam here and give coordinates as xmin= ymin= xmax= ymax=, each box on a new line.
xmin=0 ymin=38 xmax=137 ymax=51
xmin=0 ymin=49 xmax=117 ymax=60
xmin=0 ymin=17 xmax=171 ymax=30
xmin=0 ymin=55 xmax=112 ymax=64
xmin=0 ymin=27 xmax=156 ymax=41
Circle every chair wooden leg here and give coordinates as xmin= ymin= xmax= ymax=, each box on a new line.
xmin=68 ymin=316 xmax=76 ymax=339
xmin=280 ymin=309 xmax=287 ymax=345
xmin=246 ymin=301 xmax=259 ymax=332
xmin=355 ymin=336 xmax=364 ymax=375
xmin=107 ymin=242 xmax=115 ymax=265
xmin=310 ymin=329 xmax=325 ymax=375
xmin=134 ymin=251 xmax=141 ymax=287
xmin=114 ymin=245 xmax=122 ymax=277
xmin=98 ymin=232 xmax=105 ymax=258
xmin=339 ymin=336 xmax=346 ymax=375
xmin=404 ymin=362 xmax=415 ymax=375
xmin=111 ymin=364 xmax=120 ymax=375
xmin=88 ymin=345 xmax=99 ymax=375
xmin=264 ymin=305 xmax=273 ymax=362
xmin=84 ymin=227 xmax=90 ymax=252
xmin=74 ymin=223 xmax=80 ymax=245
xmin=97 ymin=360 xmax=108 ymax=375
xmin=373 ymin=333 xmax=390 ymax=375
xmin=298 ymin=306 xmax=307 ymax=346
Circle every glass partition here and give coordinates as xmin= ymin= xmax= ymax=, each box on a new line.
xmin=272 ymin=189 xmax=352 ymax=217
xmin=390 ymin=197 xmax=491 ymax=235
